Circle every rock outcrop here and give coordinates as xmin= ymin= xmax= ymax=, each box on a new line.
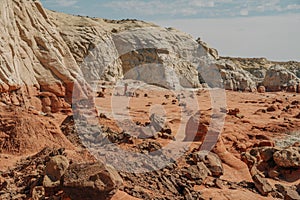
xmin=0 ymin=0 xmax=299 ymax=117
xmin=221 ymin=57 xmax=300 ymax=92
xmin=216 ymin=60 xmax=257 ymax=91
xmin=273 ymin=147 xmax=300 ymax=168
xmin=0 ymin=0 xmax=216 ymax=113
xmin=263 ymin=65 xmax=300 ymax=92
xmin=242 ymin=145 xmax=300 ymax=198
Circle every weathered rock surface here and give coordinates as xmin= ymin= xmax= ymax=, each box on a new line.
xmin=216 ymin=60 xmax=257 ymax=91
xmin=273 ymin=147 xmax=300 ymax=168
xmin=1 ymin=0 xmax=299 ymax=117
xmin=220 ymin=57 xmax=300 ymax=92
xmin=43 ymin=155 xmax=69 ymax=188
xmin=252 ymin=174 xmax=273 ymax=196
xmin=184 ymin=111 xmax=210 ymax=141
xmin=0 ymin=0 xmax=215 ymax=111
xmin=192 ymin=151 xmax=224 ymax=177
xmin=1 ymin=1 xmax=300 ymax=200
xmin=263 ymin=65 xmax=300 ymax=92
xmin=63 ymin=162 xmax=123 ymax=200
xmin=0 ymin=148 xmax=122 ymax=200
xmin=149 ymin=113 xmax=171 ymax=134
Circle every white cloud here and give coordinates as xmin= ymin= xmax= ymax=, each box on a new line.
xmin=44 ymin=0 xmax=78 ymax=7
xmin=187 ymin=0 xmax=215 ymax=8
xmin=104 ymin=0 xmax=300 ymax=18
xmin=104 ymin=0 xmax=222 ymax=17
xmin=286 ymin=4 xmax=300 ymax=10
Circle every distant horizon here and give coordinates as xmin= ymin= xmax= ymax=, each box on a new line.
xmin=40 ymin=0 xmax=300 ymax=62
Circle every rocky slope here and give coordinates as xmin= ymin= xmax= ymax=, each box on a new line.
xmin=1 ymin=87 xmax=300 ymax=200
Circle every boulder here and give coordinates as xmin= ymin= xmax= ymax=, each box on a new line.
xmin=273 ymin=147 xmax=300 ymax=168
xmin=192 ymin=151 xmax=223 ymax=177
xmin=63 ymin=162 xmax=123 ymax=200
xmin=43 ymin=155 xmax=69 ymax=188
xmin=252 ymin=174 xmax=273 ymax=196
xmin=216 ymin=59 xmax=257 ymax=91
xmin=196 ymin=38 xmax=219 ymax=59
xmin=182 ymin=162 xmax=211 ymax=183
xmin=149 ymin=113 xmax=171 ymax=134
xmin=263 ymin=65 xmax=300 ymax=92
xmin=275 ymin=184 xmax=300 ymax=200
xmin=284 ymin=188 xmax=300 ymax=200
xmin=259 ymin=147 xmax=279 ymax=162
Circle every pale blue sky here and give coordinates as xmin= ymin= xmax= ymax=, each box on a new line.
xmin=40 ymin=0 xmax=300 ymax=61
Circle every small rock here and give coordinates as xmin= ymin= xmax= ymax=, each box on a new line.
xmin=267 ymin=105 xmax=277 ymax=112
xmin=275 ymin=184 xmax=300 ymax=200
xmin=0 ymin=178 xmax=8 ymax=191
xmin=32 ymin=186 xmax=45 ymax=200
xmin=257 ymin=86 xmax=266 ymax=93
xmin=160 ymin=176 xmax=178 ymax=194
xmin=284 ymin=188 xmax=300 ymax=200
xmin=97 ymin=92 xmax=104 ymax=98
xmin=228 ymin=108 xmax=240 ymax=116
xmin=255 ymin=109 xmax=267 ymax=114
xmin=268 ymin=169 xmax=280 ymax=179
xmin=241 ymin=152 xmax=257 ymax=169
xmin=256 ymin=140 xmax=275 ymax=147
xmin=287 ymin=85 xmax=297 ymax=93
xmin=214 ymin=179 xmax=224 ymax=189
xmin=252 ymin=174 xmax=273 ymax=196
xmin=192 ymin=151 xmax=223 ymax=177
xmin=138 ymin=141 xmax=162 ymax=153
xmin=179 ymin=102 xmax=187 ymax=107
xmin=149 ymin=113 xmax=171 ymax=134
xmin=99 ymin=113 xmax=108 ymax=119
xmin=182 ymin=163 xmax=210 ymax=182
xmin=259 ymin=147 xmax=278 ymax=162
